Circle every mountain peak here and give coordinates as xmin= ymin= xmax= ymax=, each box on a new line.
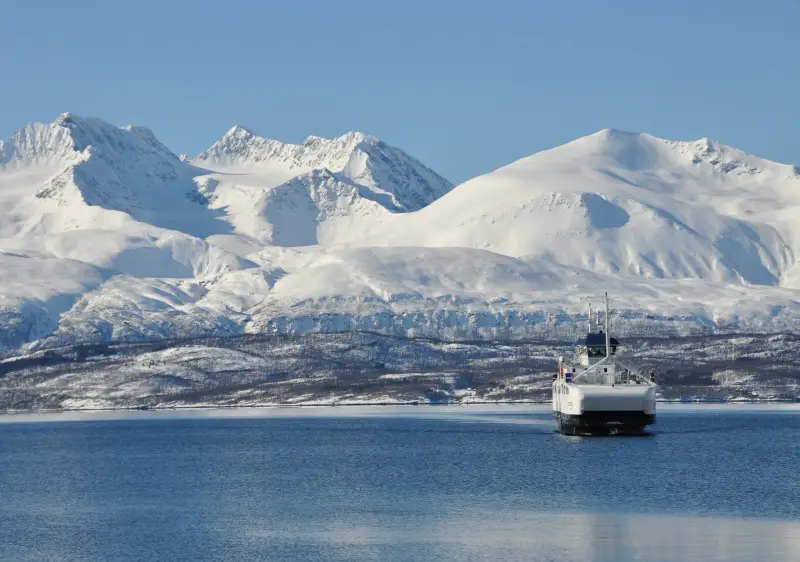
xmin=1 ymin=113 xmax=92 ymax=165
xmin=593 ymin=127 xmax=640 ymax=137
xmin=0 ymin=113 xmax=182 ymax=169
xmin=560 ymin=128 xmax=653 ymax=151
xmin=586 ymin=129 xmax=736 ymax=159
xmin=542 ymin=128 xmax=800 ymax=179
xmin=54 ymin=112 xmax=103 ymax=128
xmin=302 ymin=134 xmax=325 ymax=147
xmin=342 ymin=131 xmax=379 ymax=144
xmin=0 ymin=113 xmax=192 ymax=226
xmin=224 ymin=125 xmax=257 ymax=138
xmin=194 ymin=128 xmax=452 ymax=211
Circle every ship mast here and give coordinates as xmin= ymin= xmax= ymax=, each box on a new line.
xmin=604 ymin=292 xmax=610 ymax=358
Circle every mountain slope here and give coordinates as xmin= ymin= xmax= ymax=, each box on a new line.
xmin=193 ymin=126 xmax=453 ymax=212
xmin=1 ymin=113 xmax=236 ymax=239
xmin=0 ymin=113 xmax=249 ymax=279
xmin=28 ymin=245 xmax=800 ymax=355
xmin=193 ymin=168 xmax=394 ymax=246
xmin=0 ymin=114 xmax=457 ymax=353
xmin=188 ymin=126 xmax=453 ymax=246
xmin=2 ymin=116 xmax=800 ymax=358
xmin=358 ymin=129 xmax=800 ymax=286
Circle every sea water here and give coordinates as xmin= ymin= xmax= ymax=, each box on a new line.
xmin=0 ymin=404 xmax=798 ymax=561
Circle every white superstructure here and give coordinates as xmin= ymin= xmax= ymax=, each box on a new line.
xmin=552 ymin=293 xmax=656 ymax=435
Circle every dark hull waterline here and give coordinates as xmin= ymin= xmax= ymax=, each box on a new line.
xmin=553 ymin=411 xmax=656 ymax=436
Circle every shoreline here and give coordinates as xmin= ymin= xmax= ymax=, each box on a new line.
xmin=1 ymin=397 xmax=799 ymax=418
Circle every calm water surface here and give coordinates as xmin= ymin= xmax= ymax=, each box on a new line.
xmin=0 ymin=405 xmax=798 ymax=561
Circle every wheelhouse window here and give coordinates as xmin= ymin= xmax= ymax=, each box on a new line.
xmin=587 ymin=345 xmax=617 ymax=357
xmin=588 ymin=345 xmax=606 ymax=357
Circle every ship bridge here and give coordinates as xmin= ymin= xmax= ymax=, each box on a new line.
xmin=574 ymin=331 xmax=619 ymax=366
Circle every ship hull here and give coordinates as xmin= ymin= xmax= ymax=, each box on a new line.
xmin=553 ymin=411 xmax=655 ymax=435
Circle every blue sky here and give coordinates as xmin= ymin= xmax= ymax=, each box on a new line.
xmin=1 ymin=0 xmax=798 ymax=183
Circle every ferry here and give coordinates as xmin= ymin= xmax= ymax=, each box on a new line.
xmin=552 ymin=293 xmax=656 ymax=435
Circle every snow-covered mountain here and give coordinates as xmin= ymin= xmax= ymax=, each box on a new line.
xmin=354 ymin=129 xmax=800 ymax=287
xmin=194 ymin=126 xmax=453 ymax=212
xmin=189 ymin=126 xmax=454 ymax=246
xmin=2 ymin=114 xmax=800 ymax=358
xmin=0 ymin=114 xmax=454 ymax=353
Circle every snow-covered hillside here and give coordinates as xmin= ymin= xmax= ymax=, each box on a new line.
xmin=0 ymin=114 xmax=454 ymax=353
xmin=1 ymin=114 xmax=800 ymax=357
xmin=193 ymin=126 xmax=453 ymax=213
xmin=357 ymin=129 xmax=800 ymax=287
xmin=189 ymin=126 xmax=453 ymax=245
xmin=2 ymin=332 xmax=798 ymax=410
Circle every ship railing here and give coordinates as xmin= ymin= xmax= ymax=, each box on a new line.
xmin=613 ymin=357 xmax=654 ymax=384
xmin=568 ymin=356 xmax=611 ymax=383
xmin=568 ymin=356 xmax=654 ymax=385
